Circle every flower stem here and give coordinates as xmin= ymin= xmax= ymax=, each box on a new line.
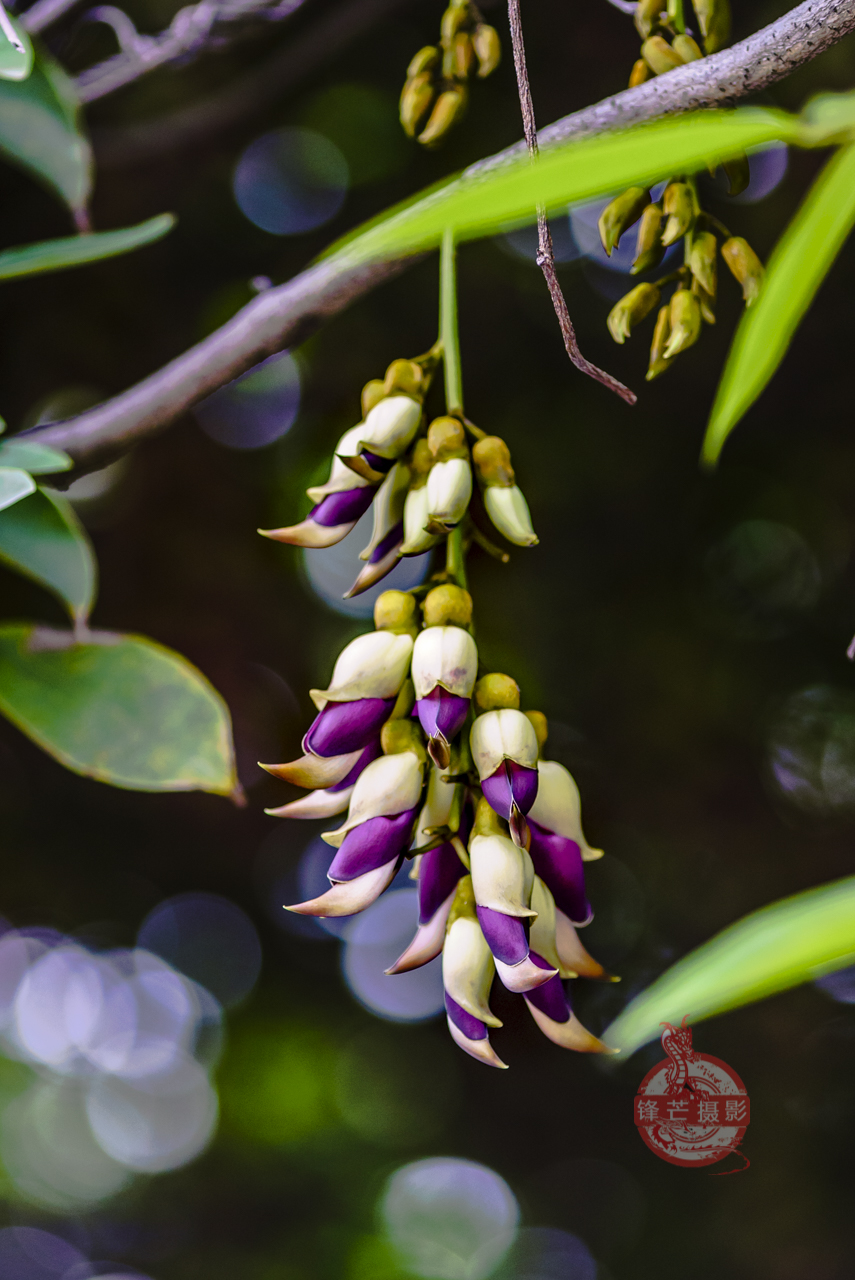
xmin=440 ymin=227 xmax=464 ymax=417
xmin=446 ymin=523 xmax=468 ymax=590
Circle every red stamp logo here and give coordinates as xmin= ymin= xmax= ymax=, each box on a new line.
xmin=635 ymin=1018 xmax=750 ymax=1171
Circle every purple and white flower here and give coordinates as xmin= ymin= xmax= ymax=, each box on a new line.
xmin=264 ymin=740 xmax=381 ymax=819
xmin=411 ymin=625 xmax=477 ymax=767
xmin=260 ymin=424 xmax=379 ymax=549
xmin=345 ymin=463 xmax=410 ymax=598
xmin=442 ymin=876 xmax=507 ymax=1069
xmin=303 ymin=629 xmax=414 ymax=759
xmin=470 ymin=708 xmax=539 ymax=846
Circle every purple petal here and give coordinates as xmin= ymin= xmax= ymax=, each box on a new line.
xmin=445 ymin=992 xmax=487 ymax=1041
xmin=328 ymin=808 xmax=416 ymax=881
xmin=312 ymin=485 xmax=377 ymax=527
xmin=481 ymin=761 xmax=539 ymax=821
xmin=524 ymin=952 xmax=571 ymax=1023
xmin=370 ymin=521 xmax=404 ymax=565
xmin=476 ymin=906 xmax=529 ymax=965
xmin=418 ymin=841 xmax=465 ymax=924
xmin=304 ymin=697 xmax=396 ymax=757
xmin=362 ymin=449 xmax=395 ymax=474
xmin=329 ymin=738 xmax=382 ymax=792
xmin=416 ymin=689 xmax=470 ymax=742
xmin=528 ymin=822 xmax=592 ymax=925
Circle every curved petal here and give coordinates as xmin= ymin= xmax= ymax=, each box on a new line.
xmin=385 ymin=886 xmax=457 ymax=974
xmin=265 ymin=786 xmax=353 ymax=819
xmin=285 ymin=856 xmax=399 ymax=917
xmin=303 ymin=697 xmax=395 ymax=757
xmin=310 ymin=631 xmax=414 ymax=709
xmin=445 ymin=994 xmax=507 ymax=1069
xmin=323 ymin=752 xmax=424 ymax=847
xmin=555 ymin=909 xmax=617 ymax=981
xmin=259 ymin=750 xmax=363 ymax=788
xmin=494 ymin=954 xmax=557 ymax=993
xmin=259 ymin=519 xmax=355 ymax=548
xmin=525 ymin=1000 xmax=616 ymax=1054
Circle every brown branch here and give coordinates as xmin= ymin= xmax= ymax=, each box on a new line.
xmin=506 ymin=0 xmax=635 ymax=405
xmin=25 ymin=0 xmax=855 ymax=468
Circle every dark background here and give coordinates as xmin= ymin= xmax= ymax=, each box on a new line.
xmin=2 ymin=0 xmax=855 ymax=1274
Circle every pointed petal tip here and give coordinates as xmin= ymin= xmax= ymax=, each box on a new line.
xmin=447 ymin=1018 xmax=508 ymax=1069
xmin=582 ymin=846 xmax=605 ymax=862
xmin=264 ymin=786 xmax=353 ymax=820
xmin=495 ymin=955 xmax=557 ymax=993
xmin=260 ymin=750 xmax=362 ymax=789
xmin=526 ymin=1002 xmax=617 ymax=1054
xmin=285 ymin=858 xmax=399 ymax=917
xmin=259 ymin=520 xmax=354 ymax=548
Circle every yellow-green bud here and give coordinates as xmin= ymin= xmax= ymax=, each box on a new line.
xmin=694 ymin=0 xmax=730 ymax=53
xmin=722 ymin=236 xmax=764 ymax=306
xmin=472 ymin=435 xmax=514 ymax=487
xmin=375 ymin=589 xmax=420 ymax=635
xmin=408 ymin=438 xmax=433 ymax=489
xmin=646 ymin=304 xmax=674 ymax=381
xmin=447 ymin=873 xmax=478 ymax=927
xmin=598 ymin=186 xmax=650 ymax=257
xmin=400 ymin=73 xmax=435 ymax=138
xmin=427 ymin=416 xmax=468 ymax=461
xmin=607 ymin=282 xmax=660 ymax=345
xmin=472 ymin=796 xmax=505 ymax=839
xmin=472 ymin=24 xmax=500 ymax=77
xmin=440 ymin=2 xmax=469 ymax=43
xmin=689 ymin=230 xmax=717 ymax=297
xmin=418 ymin=86 xmax=467 ymax=147
xmin=391 ymin=677 xmax=416 ymax=720
xmin=722 ymin=153 xmax=750 ymax=197
xmin=525 ymin=710 xmax=548 ymax=755
xmin=641 ymin=34 xmax=684 ymax=74
xmin=361 ymin=379 xmax=386 ymax=418
xmin=631 ymin=203 xmax=664 ymax=275
xmin=634 ymin=0 xmax=663 ymax=39
xmin=444 ymin=30 xmax=474 ymax=79
xmin=694 ymin=278 xmax=716 ymax=325
xmin=382 ymin=718 xmax=427 ymax=760
xmin=661 ymin=181 xmax=695 ymax=246
xmin=408 ymin=45 xmax=440 ymax=78
xmin=423 ymin=582 xmax=474 ymax=628
xmin=629 ymin=57 xmax=653 ymax=87
xmin=663 ymin=288 xmax=701 ymax=358
xmin=384 ymin=358 xmax=424 ymax=400
xmin=474 ymin=673 xmax=520 ymax=712
xmin=672 ymin=33 xmax=703 ymax=60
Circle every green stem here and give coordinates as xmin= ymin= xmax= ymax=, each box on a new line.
xmin=446 ymin=523 xmax=467 ymax=590
xmin=440 ymin=227 xmax=464 ymax=417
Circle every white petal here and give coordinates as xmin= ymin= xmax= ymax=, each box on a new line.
xmin=386 ymin=887 xmax=457 ymax=973
xmin=426 ymin=458 xmax=472 ymax=527
xmin=413 ymin=765 xmax=457 ymax=847
xmin=470 ymin=708 xmax=539 ymax=781
xmin=360 ymin=462 xmax=410 ymax=561
xmin=495 ymin=955 xmax=557 ymax=993
xmin=443 ymin=915 xmax=502 ymax=1025
xmin=310 ymin=630 xmax=414 ymax=709
xmin=447 ymin=1017 xmax=508 ymax=1068
xmin=306 ymin=425 xmax=372 ymax=501
xmin=528 ymin=760 xmax=603 ymax=859
xmin=484 ymin=485 xmax=538 ymax=547
xmin=524 ymin=999 xmax=615 ymax=1053
xmin=322 ymin=751 xmax=424 ymax=847
xmin=400 ymin=486 xmax=438 ymax=555
xmin=529 ymin=876 xmax=562 ymax=971
xmin=265 ymin=786 xmax=353 ymax=819
xmin=357 ymin=395 xmax=422 ymax=457
xmin=412 ymin=626 xmax=478 ymax=699
xmin=469 ymin=833 xmax=536 ymax=918
xmin=260 ymin=750 xmax=362 ymax=788
xmin=285 ymin=858 xmax=399 ymax=916
xmin=554 ymin=909 xmax=614 ymax=981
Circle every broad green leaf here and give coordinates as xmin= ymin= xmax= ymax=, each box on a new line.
xmin=0 ymin=439 xmax=71 ymax=473
xmin=0 ymin=467 xmax=35 ymax=511
xmin=0 ymin=487 xmax=96 ymax=622
xmin=0 ymin=214 xmax=176 ymax=282
xmin=327 ymin=108 xmax=800 ymax=266
xmin=0 ymin=48 xmax=92 ymax=217
xmin=0 ymin=13 xmax=33 ymax=82
xmin=0 ymin=624 xmax=238 ymax=795
xmin=702 ymin=143 xmax=855 ymax=465
xmin=603 ymin=875 xmax=855 ymax=1056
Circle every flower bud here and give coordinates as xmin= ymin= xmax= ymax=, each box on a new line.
xmin=598 ymin=186 xmax=649 ymax=257
xmin=663 ymin=288 xmax=701 ymax=358
xmin=400 ymin=72 xmax=436 ymax=138
xmin=310 ymin=629 xmax=414 ymax=712
xmin=383 ymin=358 xmax=425 ymax=400
xmin=474 ymin=672 xmax=520 ymax=712
xmin=423 ymin=582 xmax=473 ymax=628
xmin=374 ymin=589 xmax=419 ymax=636
xmin=689 ymin=230 xmax=717 ymax=297
xmin=407 ymin=45 xmax=440 ymax=78
xmin=472 ymin=23 xmax=500 ymax=77
xmin=428 ymin=416 xmax=467 ymax=460
xmin=323 ymin=749 xmax=424 ymax=848
xmin=400 ymin=485 xmax=439 ymax=556
xmin=607 ymin=282 xmax=660 ymax=345
xmin=471 ymin=435 xmax=513 ymax=486
xmin=427 ymin=458 xmax=472 ymax=532
xmin=381 ymin=717 xmax=427 ymax=760
xmin=672 ymin=32 xmax=703 ymax=60
xmin=390 ymin=677 xmax=416 ymax=721
xmin=631 ymin=204 xmax=664 ymax=275
xmin=661 ymin=181 xmax=695 ymax=245
xmin=722 ymin=153 xmax=750 ymax=197
xmin=444 ymin=30 xmax=474 ymax=79
xmin=646 ymin=304 xmax=674 ymax=381
xmin=628 ymin=58 xmax=653 ymax=88
xmin=634 ymin=0 xmax=662 ymax=39
xmin=694 ymin=279 xmax=716 ymax=325
xmin=346 ymin=463 xmax=409 ymax=599
xmin=418 ymin=86 xmax=467 ymax=147
xmin=641 ymin=34 xmax=684 ymax=74
xmin=722 ymin=236 xmax=764 ymax=306
xmin=413 ymin=626 xmax=478 ymax=765
xmin=361 ymin=379 xmax=386 ymax=418
xmin=484 ymin=486 xmax=538 ymax=547
xmin=346 ymin=394 xmax=422 ymax=471
xmin=694 ymin=0 xmax=730 ymax=53
xmin=443 ymin=878 xmax=507 ymax=1068
xmin=471 ymin=708 xmax=539 ymax=844
xmin=440 ymin=2 xmax=469 ymax=43
xmin=524 ymin=710 xmax=548 ymax=755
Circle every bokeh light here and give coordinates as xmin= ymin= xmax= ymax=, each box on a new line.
xmin=816 ymin=965 xmax=855 ymax=1003
xmin=702 ymin=144 xmax=789 ymax=204
xmin=233 ymin=127 xmax=349 ymax=235
xmin=0 ymin=1226 xmax=88 ymax=1280
xmin=301 ymin=83 xmax=409 ymax=186
xmin=494 ymin=1227 xmax=597 ymax=1280
xmin=137 ymin=892 xmax=262 ymax=1008
xmin=381 ymin=1157 xmax=519 ymax=1280
xmin=194 ymin=351 xmax=301 ymax=450
xmin=342 ymin=889 xmax=444 ymax=1022
xmin=704 ymin=519 xmax=821 ymax=639
xmin=301 ymin=508 xmax=431 ymax=618
xmin=767 ymin=686 xmax=855 ymax=815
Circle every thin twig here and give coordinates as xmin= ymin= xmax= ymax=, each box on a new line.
xmin=506 ymin=0 xmax=636 ymax=405
xmin=21 ymin=0 xmax=83 ymax=34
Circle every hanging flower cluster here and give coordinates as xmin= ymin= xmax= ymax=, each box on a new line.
xmin=399 ymin=0 xmax=501 ymax=148
xmin=263 ymin=580 xmax=616 ymax=1068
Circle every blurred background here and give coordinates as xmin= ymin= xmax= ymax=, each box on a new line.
xmin=1 ymin=0 xmax=855 ymax=1274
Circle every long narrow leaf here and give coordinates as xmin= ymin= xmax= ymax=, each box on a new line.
xmin=0 ymin=214 xmax=176 ymax=281
xmin=603 ymin=875 xmax=855 ymax=1057
xmin=702 ymin=143 xmax=855 ymax=464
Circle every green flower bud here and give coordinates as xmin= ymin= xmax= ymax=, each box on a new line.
xmin=443 ymin=30 xmax=474 ymax=79
xmin=441 ymin=2 xmax=470 ymax=42
xmin=375 ymin=589 xmax=420 ymax=635
xmin=661 ymin=181 xmax=695 ymax=246
xmin=631 ymin=203 xmax=664 ymax=275
xmin=423 ymin=583 xmax=474 ymax=628
xmin=400 ymin=73 xmax=435 ymax=138
xmin=694 ymin=278 xmax=716 ymax=325
xmin=641 ymin=34 xmax=684 ymax=74
xmin=663 ymin=288 xmax=701 ymax=358
xmin=381 ymin=717 xmax=427 ymax=761
xmin=472 ymin=24 xmax=501 ymax=77
xmin=598 ymin=186 xmax=650 ymax=257
xmin=472 ymin=795 xmax=505 ymax=838
xmin=689 ymin=230 xmax=717 ymax=297
xmin=722 ymin=236 xmax=764 ymax=306
xmin=472 ymin=435 xmax=515 ymax=487
xmin=384 ymin=357 xmax=424 ymax=400
xmin=646 ymin=304 xmax=674 ymax=381
xmin=629 ymin=57 xmax=653 ymax=87
xmin=693 ymin=0 xmax=730 ymax=53
xmin=418 ymin=86 xmax=467 ymax=147
xmin=407 ymin=45 xmax=440 ymax=78
xmin=484 ymin=486 xmax=538 ymax=547
xmin=428 ymin=416 xmax=468 ymax=461
xmin=722 ymin=153 xmax=750 ymax=196
xmin=391 ymin=677 xmax=416 ymax=720
xmin=474 ymin=673 xmax=520 ymax=712
xmin=607 ymin=282 xmax=660 ymax=344
xmin=361 ymin=379 xmax=386 ymax=418
xmin=634 ymin=0 xmax=663 ymax=39
xmin=524 ymin=711 xmax=548 ymax=756
xmin=672 ymin=33 xmax=703 ymax=61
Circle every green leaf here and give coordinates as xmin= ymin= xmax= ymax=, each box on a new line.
xmin=0 ymin=214 xmax=176 ymax=282
xmin=0 ymin=487 xmax=96 ymax=622
xmin=0 ymin=47 xmax=92 ymax=217
xmin=0 ymin=439 xmax=72 ymax=473
xmin=0 ymin=467 xmax=36 ymax=511
xmin=702 ymin=143 xmax=855 ymax=465
xmin=0 ymin=624 xmax=238 ymax=795
xmin=0 ymin=13 xmax=34 ymax=82
xmin=603 ymin=875 xmax=855 ymax=1057
xmin=327 ymin=108 xmax=800 ymax=266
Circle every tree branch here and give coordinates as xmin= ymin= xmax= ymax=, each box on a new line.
xmin=21 ymin=0 xmax=83 ymax=35
xmin=26 ymin=0 xmax=855 ymax=467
